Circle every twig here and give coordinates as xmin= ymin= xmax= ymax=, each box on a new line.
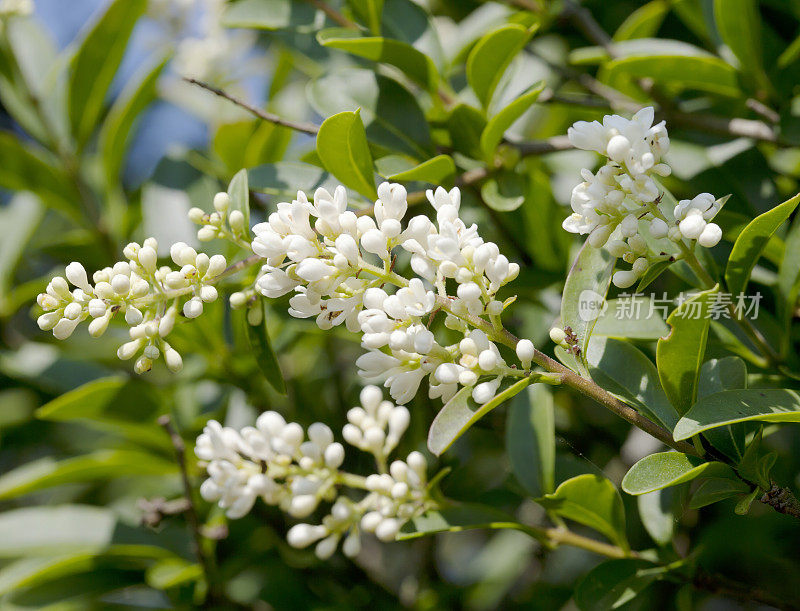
xmin=515 ymin=134 xmax=573 ymax=156
xmin=307 ymin=0 xmax=360 ymax=29
xmin=184 ymin=78 xmax=319 ymax=135
xmin=158 ymin=415 xmax=219 ymax=603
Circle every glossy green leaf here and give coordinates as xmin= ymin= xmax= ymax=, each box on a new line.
xmin=479 ymin=81 xmax=544 ymax=160
xmin=622 ymin=452 xmax=733 ymax=495
xmin=317 ymin=30 xmax=439 ymax=92
xmin=592 ymin=297 xmax=669 ymax=340
xmin=383 ymin=154 xmax=456 ymax=185
xmin=245 ymin=298 xmax=287 ymax=395
xmin=778 ymin=215 xmax=800 ymax=356
xmin=506 ymin=384 xmax=555 ymax=497
xmin=308 ymin=69 xmax=432 ymax=160
xmin=99 ymin=57 xmax=167 ymax=191
xmin=635 ymin=259 xmax=673 ymax=292
xmin=587 ymin=337 xmax=678 ymax=430
xmin=466 ymin=24 xmax=536 ymax=109
xmin=227 ymin=168 xmax=251 ymax=239
xmin=222 ymin=0 xmax=318 ymax=30
xmin=713 ymin=0 xmax=769 ymax=93
xmin=689 ymin=478 xmax=749 ymax=509
xmin=602 ymin=53 xmax=740 ymax=97
xmin=656 ymin=284 xmax=719 ymax=415
xmin=538 ymin=474 xmax=628 ymax=549
xmin=561 ymin=241 xmax=616 ymax=368
xmin=674 ymin=389 xmax=800 ymax=441
xmin=574 ymin=559 xmax=660 ymax=611
xmin=0 ymin=193 xmax=43 ymax=306
xmin=725 ymin=193 xmax=800 ymax=298
xmin=0 ymin=450 xmax=176 ymax=500
xmin=316 ymin=110 xmax=376 ymax=199
xmin=67 ymin=0 xmax=147 ymax=145
xmin=428 ymin=378 xmax=531 ymax=456
xmin=398 ymin=503 xmax=538 ymax=541
xmin=637 ymin=486 xmax=683 ymax=546
xmin=697 ymin=357 xmax=749 ymax=461
xmin=348 ymin=0 xmax=384 ymax=34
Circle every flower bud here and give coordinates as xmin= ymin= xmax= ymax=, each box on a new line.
xmin=516 ymin=339 xmax=534 ymax=366
xmin=697 ymin=222 xmax=722 ymax=248
xmin=138 ymin=246 xmax=157 ymax=272
xmin=229 ymin=210 xmax=245 ymax=234
xmin=125 ymin=306 xmax=143 ymax=326
xmin=183 ymin=296 xmax=204 ymax=319
xmin=37 ymin=312 xmax=60 ymax=331
xmin=197 ymin=226 xmax=217 ymax=241
xmin=164 ymin=345 xmax=183 ymax=372
xmin=549 ymin=327 xmax=567 ymax=345
xmin=206 ymin=254 xmax=227 ymax=279
xmin=200 ymin=285 xmax=218 ymax=303
xmin=65 ymin=262 xmax=92 ymax=293
xmin=213 ymin=192 xmax=231 ymax=213
xmin=188 ymin=207 xmax=205 ymax=223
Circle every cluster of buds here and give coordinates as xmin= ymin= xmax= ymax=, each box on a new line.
xmin=564 ymin=107 xmax=725 ymax=289
xmin=36 ymin=238 xmax=226 ymax=373
xmin=195 ymin=386 xmax=434 ymax=559
xmin=188 ymin=191 xmax=250 ymax=246
xmin=249 ymin=181 xmax=533 ymax=408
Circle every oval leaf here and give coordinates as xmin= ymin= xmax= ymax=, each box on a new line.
xmin=316 ymin=109 xmax=377 ymax=199
xmin=622 ymin=452 xmax=733 ymax=495
xmin=227 ymin=168 xmax=251 ymax=239
xmin=479 ymin=81 xmax=544 ymax=160
xmin=689 ymin=478 xmax=749 ymax=509
xmin=245 ymin=299 xmax=286 ymax=395
xmin=384 ymin=154 xmax=456 ymax=185
xmin=574 ymin=559 xmax=659 ymax=611
xmin=674 ymin=388 xmax=800 ymax=441
xmin=506 ymin=384 xmax=556 ymax=497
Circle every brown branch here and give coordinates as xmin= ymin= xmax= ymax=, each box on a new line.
xmin=184 ymin=78 xmax=319 ymax=135
xmin=158 ymin=415 xmax=220 ymax=603
xmin=761 ymin=484 xmax=800 ymax=520
xmin=307 ymin=0 xmax=360 ymax=29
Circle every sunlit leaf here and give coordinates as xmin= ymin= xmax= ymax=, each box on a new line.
xmin=622 ymin=452 xmax=733 ymax=495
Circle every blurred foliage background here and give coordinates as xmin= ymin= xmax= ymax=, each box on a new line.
xmin=2 ymin=0 xmax=800 ymax=608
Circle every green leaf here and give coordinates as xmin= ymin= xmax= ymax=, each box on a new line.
xmin=0 ymin=450 xmax=176 ymax=500
xmin=67 ymin=0 xmax=147 ymax=145
xmin=0 ymin=193 xmax=43 ymax=304
xmin=506 ymin=384 xmax=555 ymax=497
xmin=145 ymin=558 xmax=202 ymax=590
xmin=725 ymin=193 xmax=800 ymax=298
xmin=602 ymin=52 xmax=740 ymax=97
xmin=316 ymin=109 xmax=377 ymax=199
xmin=0 ymin=505 xmax=116 ymax=556
xmin=621 ymin=452 xmax=734 ymax=495
xmin=612 ymin=0 xmax=669 ymax=41
xmin=466 ymin=23 xmax=536 ymax=109
xmin=428 ymin=378 xmax=531 ymax=456
xmin=560 ymin=240 xmax=616 ymax=369
xmin=592 ymin=297 xmax=669 ymax=340
xmin=674 ymin=389 xmax=800 ymax=441
xmin=635 ymin=259 xmax=673 ymax=292
xmin=697 ymin=357 xmax=749 ymax=461
xmin=587 ymin=337 xmax=678 ymax=430
xmin=381 ymin=154 xmax=456 ymax=185
xmin=446 ymin=103 xmax=487 ymax=159
xmin=689 ymin=478 xmax=749 ymax=509
xmin=656 ymin=284 xmax=719 ymax=415
xmin=222 ymin=0 xmax=319 ymax=30
xmin=479 ymin=81 xmax=544 ymax=160
xmin=538 ymin=474 xmax=628 ymax=550
xmin=777 ymin=215 xmax=800 ymax=356
xmin=713 ymin=0 xmax=769 ymax=93
xmin=308 ymin=69 xmax=432 ymax=160
xmin=99 ymin=56 xmax=168 ymax=191
xmin=317 ymin=29 xmax=439 ymax=92
xmin=398 ymin=503 xmax=538 ymax=541
xmin=245 ymin=298 xmax=286 ymax=394
xmin=574 ymin=559 xmax=660 ymax=611
xmin=480 ymin=171 xmax=527 ymax=212
xmin=227 ymin=168 xmax=251 ymax=239
xmin=734 ymin=487 xmax=760 ymax=515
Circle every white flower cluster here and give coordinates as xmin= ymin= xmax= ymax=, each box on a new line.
xmin=195 ymin=385 xmax=433 ymax=559
xmin=36 ymin=238 xmax=225 ymax=373
xmin=188 ymin=191 xmax=249 ymax=246
xmin=250 ymin=181 xmax=529 ymax=407
xmin=565 ymin=107 xmax=724 ymax=288
xmin=0 ymin=0 xmax=32 ymax=19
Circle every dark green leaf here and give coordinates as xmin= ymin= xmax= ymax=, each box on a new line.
xmin=466 ymin=24 xmax=536 ymax=108
xmin=248 ymin=161 xmax=337 ymax=198
xmin=348 ymin=0 xmax=384 ymax=34
xmin=689 ymin=478 xmax=749 ymax=509
xmin=479 ymin=81 xmax=544 ymax=160
xmin=612 ymin=1 xmax=669 ymax=41
xmin=713 ymin=0 xmax=770 ymax=94
xmin=635 ymin=259 xmax=673 ymax=292
xmin=674 ymin=389 xmax=800 ymax=441
xmin=480 ymin=172 xmax=527 ymax=211
xmin=446 ymin=103 xmax=486 ymax=159
xmin=697 ymin=357 xmax=749 ymax=461
xmin=574 ymin=559 xmax=660 ymax=611
xmin=222 ymin=0 xmax=319 ymax=31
